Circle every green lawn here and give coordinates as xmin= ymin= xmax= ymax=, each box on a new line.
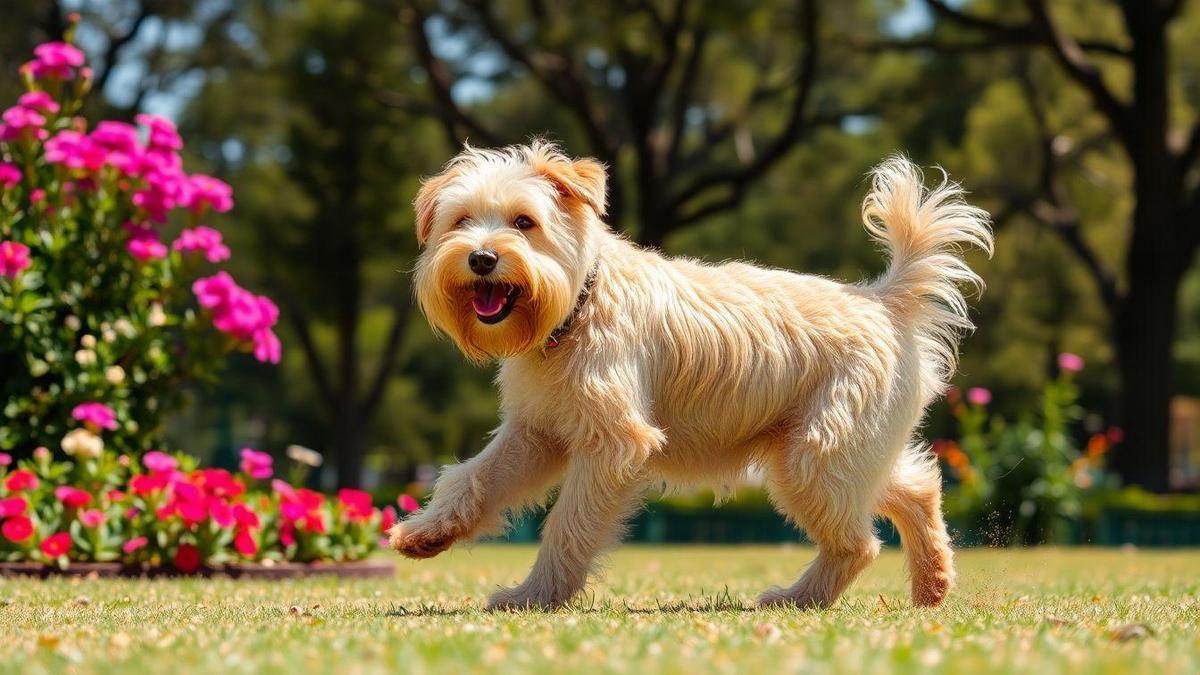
xmin=1 ymin=545 xmax=1197 ymax=674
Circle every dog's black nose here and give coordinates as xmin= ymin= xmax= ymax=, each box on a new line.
xmin=468 ymin=249 xmax=498 ymax=276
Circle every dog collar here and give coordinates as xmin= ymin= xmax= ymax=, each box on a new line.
xmin=545 ymin=263 xmax=599 ymax=350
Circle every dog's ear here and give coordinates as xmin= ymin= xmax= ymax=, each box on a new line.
xmin=413 ymin=170 xmax=456 ymax=246
xmin=537 ymin=157 xmax=608 ymax=217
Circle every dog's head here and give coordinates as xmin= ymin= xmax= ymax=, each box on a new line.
xmin=413 ymin=141 xmax=608 ymax=361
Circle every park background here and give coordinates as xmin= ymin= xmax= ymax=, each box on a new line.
xmin=4 ymin=0 xmax=1200 ymax=546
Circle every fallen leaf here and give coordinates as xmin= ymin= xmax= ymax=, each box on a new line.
xmin=1110 ymin=624 xmax=1154 ymax=642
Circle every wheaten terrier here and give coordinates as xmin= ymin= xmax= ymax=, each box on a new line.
xmin=390 ymin=141 xmax=992 ymax=611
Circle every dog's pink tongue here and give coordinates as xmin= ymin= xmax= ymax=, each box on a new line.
xmin=472 ymin=284 xmax=506 ymax=317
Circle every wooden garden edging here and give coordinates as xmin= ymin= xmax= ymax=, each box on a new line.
xmin=0 ymin=559 xmax=395 ymax=579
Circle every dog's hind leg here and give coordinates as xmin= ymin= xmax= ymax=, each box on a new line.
xmin=875 ymin=443 xmax=955 ymax=606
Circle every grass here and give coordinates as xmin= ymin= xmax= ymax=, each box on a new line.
xmin=1 ymin=545 xmax=1197 ymax=674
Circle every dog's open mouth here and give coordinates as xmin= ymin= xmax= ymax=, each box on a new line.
xmin=472 ymin=282 xmax=520 ymax=324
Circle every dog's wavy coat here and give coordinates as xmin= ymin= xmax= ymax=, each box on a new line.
xmin=391 ymin=142 xmax=993 ymax=610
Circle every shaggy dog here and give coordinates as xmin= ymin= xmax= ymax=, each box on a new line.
xmin=390 ymin=141 xmax=993 ymax=611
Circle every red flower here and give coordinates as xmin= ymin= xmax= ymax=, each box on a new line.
xmin=54 ymin=486 xmax=92 ymax=508
xmin=209 ymin=499 xmax=235 ymax=528
xmin=174 ymin=543 xmax=201 ymax=573
xmin=40 ymin=532 xmax=71 ymax=558
xmin=106 ymin=489 xmax=126 ymax=502
xmin=2 ymin=515 xmax=34 ymax=542
xmin=298 ymin=513 xmax=326 ymax=534
xmin=130 ymin=473 xmax=167 ymax=495
xmin=398 ymin=494 xmax=419 ymax=513
xmin=380 ymin=506 xmax=397 ymax=534
xmin=280 ymin=520 xmax=296 ymax=547
xmin=4 ymin=469 xmax=39 ymax=492
xmin=0 ymin=496 xmax=27 ymax=518
xmin=234 ymin=529 xmax=258 ymax=557
xmin=337 ymin=488 xmax=374 ymax=522
xmin=79 ymin=509 xmax=106 ymax=528
xmin=232 ymin=503 xmax=260 ymax=530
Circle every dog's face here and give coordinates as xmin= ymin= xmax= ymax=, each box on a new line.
xmin=413 ymin=143 xmax=607 ymax=361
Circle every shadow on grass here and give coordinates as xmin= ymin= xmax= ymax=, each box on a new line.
xmin=386 ymin=587 xmax=803 ymax=616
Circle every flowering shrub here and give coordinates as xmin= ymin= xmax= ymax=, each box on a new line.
xmin=935 ymin=353 xmax=1119 ymax=545
xmin=0 ymin=446 xmax=411 ymax=569
xmin=0 ymin=26 xmax=280 ymax=457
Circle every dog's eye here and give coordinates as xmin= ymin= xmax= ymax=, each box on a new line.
xmin=514 ymin=215 xmax=536 ymax=230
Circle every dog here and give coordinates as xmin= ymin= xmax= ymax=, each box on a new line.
xmin=390 ymin=141 xmax=992 ymax=611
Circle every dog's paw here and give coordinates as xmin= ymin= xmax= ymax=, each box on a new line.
xmin=756 ymin=586 xmax=825 ymax=610
xmin=388 ymin=519 xmax=457 ymax=559
xmin=911 ymin=570 xmax=953 ymax=607
xmin=486 ymin=584 xmax=569 ymax=612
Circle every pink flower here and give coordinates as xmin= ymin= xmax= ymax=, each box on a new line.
xmin=183 ymin=175 xmax=233 ymax=213
xmin=55 ymin=486 xmax=92 ymax=509
xmin=40 ymin=532 xmax=71 ymax=558
xmin=17 ymin=91 xmax=60 ymax=114
xmin=0 ymin=163 xmax=20 ymax=188
xmin=0 ymin=105 xmax=47 ymax=142
xmin=43 ymin=130 xmax=106 ymax=171
xmin=28 ymin=42 xmax=85 ymax=80
xmin=79 ymin=509 xmax=106 ymax=528
xmin=0 ymin=452 xmax=10 ymax=466
xmin=130 ymin=473 xmax=166 ymax=496
xmin=173 ymin=543 xmax=201 ymax=573
xmin=174 ymin=226 xmax=231 ymax=263
xmin=1057 ymin=352 xmax=1084 ymax=373
xmin=29 ymin=188 xmax=46 ymax=204
xmin=0 ymin=496 xmax=27 ymax=518
xmin=0 ymin=241 xmax=31 ymax=279
xmin=90 ymin=121 xmax=139 ymax=154
xmin=142 ymin=451 xmax=178 ymax=475
xmin=124 ymin=222 xmax=168 ymax=262
xmin=209 ymin=499 xmax=235 ymax=528
xmin=72 ymin=401 xmax=118 ymax=431
xmin=380 ymin=505 xmax=397 ymax=534
xmin=239 ymin=448 xmax=273 ymax=480
xmin=193 ymin=272 xmax=282 ymax=364
xmin=398 ymin=494 xmax=419 ymax=513
xmin=2 ymin=516 xmax=34 ymax=543
xmin=232 ymin=503 xmax=260 ymax=530
xmin=4 ymin=469 xmax=39 ymax=492
xmin=136 ymin=114 xmax=183 ymax=152
xmin=966 ymin=387 xmax=992 ymax=406
xmin=234 ymin=529 xmax=258 ymax=557
xmin=122 ymin=536 xmax=148 ymax=554
xmin=131 ymin=166 xmax=188 ymax=223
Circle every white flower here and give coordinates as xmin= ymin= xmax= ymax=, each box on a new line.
xmin=65 ymin=315 xmax=81 ymax=331
xmin=74 ymin=349 xmax=97 ymax=366
xmin=148 ymin=304 xmax=166 ymax=327
xmin=80 ymin=334 xmax=97 ymax=348
xmin=62 ymin=428 xmax=104 ymax=460
xmin=105 ymin=365 xmax=126 ymax=385
xmin=29 ymin=360 xmax=49 ymax=376
xmin=114 ymin=319 xmax=135 ymax=337
xmin=102 ymin=329 xmax=117 ymax=343
xmin=286 ymin=445 xmax=324 ymax=467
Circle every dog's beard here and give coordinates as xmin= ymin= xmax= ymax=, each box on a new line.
xmin=416 ymin=243 xmax=574 ymax=362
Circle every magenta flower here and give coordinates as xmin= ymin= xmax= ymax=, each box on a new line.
xmin=72 ymin=402 xmax=118 ymax=431
xmin=124 ymin=222 xmax=168 ymax=262
xmin=136 ymin=113 xmax=183 ymax=152
xmin=44 ymin=130 xmax=106 ymax=171
xmin=966 ymin=387 xmax=992 ymax=406
xmin=1057 ymin=352 xmax=1084 ymax=373
xmin=79 ymin=509 xmax=106 ymax=528
xmin=90 ymin=121 xmax=140 ymax=154
xmin=398 ymin=494 xmax=420 ymax=513
xmin=0 ymin=496 xmax=26 ymax=518
xmin=17 ymin=91 xmax=59 ymax=114
xmin=142 ymin=450 xmax=178 ymax=475
xmin=184 ymin=175 xmax=234 ymax=213
xmin=239 ymin=448 xmax=273 ymax=480
xmin=174 ymin=226 xmax=231 ymax=263
xmin=0 ymin=105 xmax=47 ymax=142
xmin=0 ymin=162 xmax=20 ymax=187
xmin=193 ymin=272 xmax=282 ymax=364
xmin=0 ymin=241 xmax=32 ymax=279
xmin=0 ymin=452 xmax=10 ymax=467
xmin=131 ymin=166 xmax=188 ymax=223
xmin=122 ymin=536 xmax=148 ymax=554
xmin=28 ymin=41 xmax=86 ymax=79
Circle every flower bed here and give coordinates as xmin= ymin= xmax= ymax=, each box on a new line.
xmin=0 ymin=446 xmax=405 ymax=575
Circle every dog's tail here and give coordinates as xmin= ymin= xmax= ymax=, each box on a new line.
xmin=863 ymin=155 xmax=993 ymax=390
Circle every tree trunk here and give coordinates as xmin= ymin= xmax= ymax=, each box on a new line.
xmin=333 ymin=408 xmax=367 ymax=489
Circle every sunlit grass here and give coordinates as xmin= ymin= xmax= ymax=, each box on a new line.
xmin=1 ymin=546 xmax=1197 ymax=674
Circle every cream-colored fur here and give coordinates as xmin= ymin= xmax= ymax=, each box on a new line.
xmin=390 ymin=141 xmax=993 ymax=611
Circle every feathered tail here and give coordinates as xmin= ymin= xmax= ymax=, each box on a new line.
xmin=863 ymin=155 xmax=994 ymax=393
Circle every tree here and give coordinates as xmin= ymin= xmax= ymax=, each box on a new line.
xmin=184 ymin=0 xmax=451 ymax=487
xmin=400 ymin=0 xmax=860 ymax=246
xmin=881 ymin=0 xmax=1200 ymax=491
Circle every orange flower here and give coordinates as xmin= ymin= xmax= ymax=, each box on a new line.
xmin=1086 ymin=434 xmax=1109 ymax=459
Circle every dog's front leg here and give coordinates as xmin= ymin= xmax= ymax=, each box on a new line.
xmin=389 ymin=424 xmax=564 ymax=559
xmin=487 ymin=454 xmax=648 ymax=611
